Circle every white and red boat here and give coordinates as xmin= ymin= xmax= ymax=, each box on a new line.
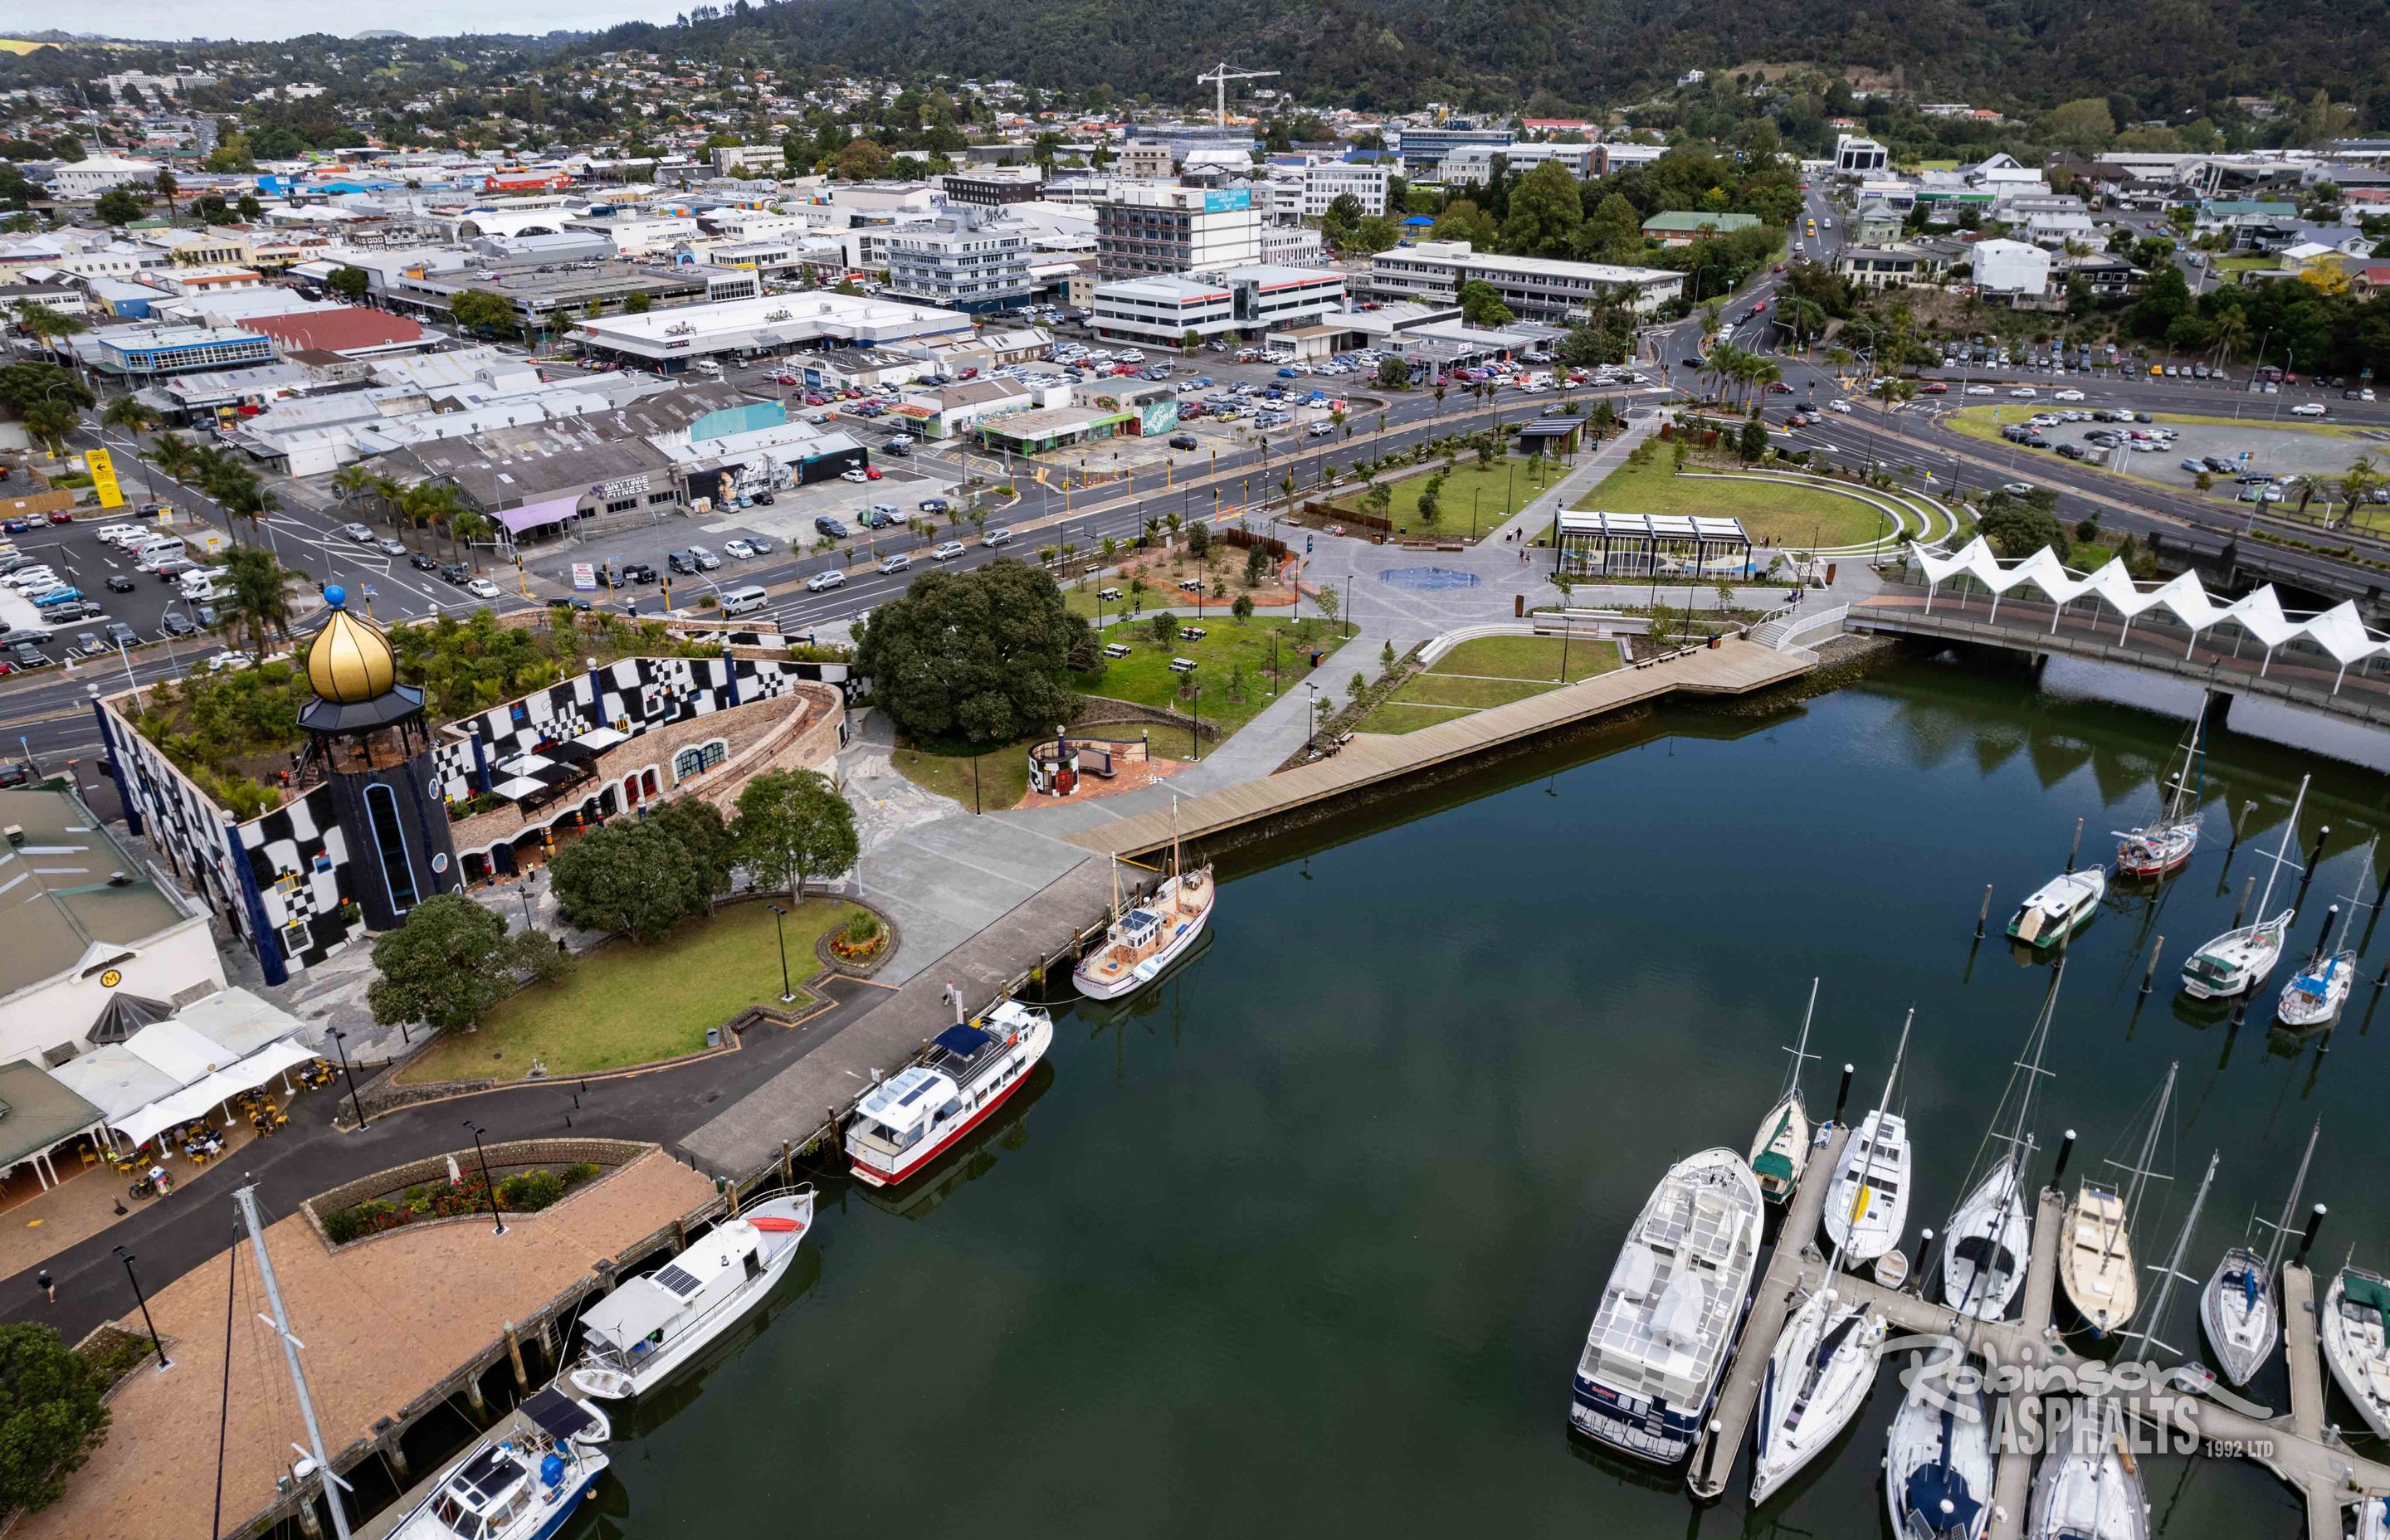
xmin=843 ymin=1000 xmax=1051 ymax=1187
xmin=2114 ymin=704 xmax=2206 ymax=880
xmin=1075 ymin=804 xmax=1215 ymax=1001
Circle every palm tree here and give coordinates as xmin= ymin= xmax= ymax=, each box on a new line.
xmin=329 ymin=464 xmax=376 ymax=509
xmin=2211 ymin=309 xmax=2250 ymax=371
xmin=453 ymin=511 xmax=493 ymax=570
xmin=101 ymin=396 xmax=159 ymax=436
xmin=2335 ymin=455 xmax=2380 ymax=529
xmin=20 ymin=398 xmax=75 ymax=456
xmin=222 ymin=548 xmax=293 ymax=655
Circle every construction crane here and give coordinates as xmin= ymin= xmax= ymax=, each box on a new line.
xmin=1195 ymin=62 xmax=1280 ymax=131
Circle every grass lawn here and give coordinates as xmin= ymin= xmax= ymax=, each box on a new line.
xmin=1326 ymin=456 xmax=1565 ymax=539
xmin=1074 ymin=615 xmax=1346 ymax=750
xmin=1429 ymin=634 xmax=1621 ymax=683
xmin=1358 ymin=635 xmax=1624 ymax=735
xmin=1581 ymin=456 xmax=1895 ymax=548
xmin=890 ymin=736 xmax=1038 ymax=811
xmin=395 ymin=898 xmax=862 ymax=1084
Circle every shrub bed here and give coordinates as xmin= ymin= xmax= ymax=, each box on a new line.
xmin=320 ymin=1161 xmax=602 ymax=1242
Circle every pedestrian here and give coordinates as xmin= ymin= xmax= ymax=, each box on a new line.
xmin=36 ymin=1269 xmax=52 ymax=1304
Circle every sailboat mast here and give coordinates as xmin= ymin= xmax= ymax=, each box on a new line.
xmin=2261 ymin=1119 xmax=2322 ymax=1273
xmin=1783 ymin=977 xmax=1819 ymax=1101
xmin=2120 ymin=1062 xmax=2178 ymax=1223
xmin=2167 ymin=698 xmax=2208 ymax=822
xmin=2250 ymin=776 xmax=2311 ymax=923
xmin=2129 ymin=1149 xmax=2219 ymax=1356
xmin=1832 ymin=1006 xmax=1910 ymax=1278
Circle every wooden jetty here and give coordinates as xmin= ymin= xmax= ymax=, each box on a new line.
xmin=1690 ymin=1133 xmax=2390 ymax=1537
xmin=1065 ymin=637 xmax=1812 ymax=860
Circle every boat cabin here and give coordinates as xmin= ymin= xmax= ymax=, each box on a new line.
xmin=579 ymin=1227 xmax=768 ymax=1365
xmin=426 ymin=1440 xmax=568 ymax=1540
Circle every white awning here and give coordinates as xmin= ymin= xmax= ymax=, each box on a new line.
xmin=48 ymin=1045 xmax=182 ymax=1121
xmin=106 ymin=1037 xmax=319 ymax=1148
xmin=173 ymin=987 xmax=309 ymax=1059
xmin=579 ymin=1276 xmax=683 ymax=1348
xmin=122 ymin=1021 xmax=236 ymax=1084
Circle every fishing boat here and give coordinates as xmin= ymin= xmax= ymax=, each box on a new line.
xmin=2058 ymin=1063 xmax=2177 ymax=1338
xmin=2182 ymin=776 xmax=2308 ymax=999
xmin=2321 ymin=1265 xmax=2390 ymax=1440
xmin=2027 ymin=1423 xmax=2149 ymax=1540
xmin=844 ymin=1000 xmax=1052 ymax=1188
xmin=1748 ymin=977 xmax=1822 ymax=1206
xmin=2114 ymin=704 xmax=2207 ymax=880
xmin=2277 ymin=839 xmax=2373 ymax=1030
xmin=2200 ymin=1119 xmax=2319 ymax=1387
xmin=1075 ymin=803 xmax=1215 ymax=1001
xmin=1751 ymin=1284 xmax=1887 ymax=1502
xmin=1942 ymin=966 xmax=2061 ymax=1322
xmin=1568 ymin=1148 xmax=1764 ymax=1463
xmin=1823 ymin=1011 xmax=1914 ymax=1265
xmin=1886 ymin=1348 xmax=1993 ymax=1540
xmin=2007 ymin=866 xmax=2106 ymax=951
xmin=388 ymin=1386 xmax=612 ymax=1540
xmin=567 ymin=1187 xmax=817 ymax=1399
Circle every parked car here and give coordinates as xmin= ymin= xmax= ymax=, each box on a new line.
xmin=918 ymin=497 xmax=949 ymax=514
xmin=103 ymin=621 xmax=140 ymax=648
xmin=814 ymin=517 xmax=850 ymax=539
xmin=409 ymin=552 xmax=440 ymax=572
xmin=723 ymin=539 xmax=757 ymax=560
xmin=105 ymin=573 xmax=137 ymax=593
xmin=42 ymin=600 xmax=100 ymax=622
xmin=7 ymin=642 xmax=46 ymax=670
xmin=159 ymin=612 xmax=198 ymax=638
xmin=1167 ymin=434 xmax=1199 ymax=451
xmin=621 ymin=562 xmax=658 ymax=584
xmin=668 ymin=550 xmax=698 ymax=575
xmin=840 ymin=468 xmax=869 ymax=483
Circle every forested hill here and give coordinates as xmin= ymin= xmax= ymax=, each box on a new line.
xmin=593 ymin=0 xmax=2390 ymax=119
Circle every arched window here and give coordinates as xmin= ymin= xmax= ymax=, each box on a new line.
xmin=672 ymin=740 xmax=727 ymax=784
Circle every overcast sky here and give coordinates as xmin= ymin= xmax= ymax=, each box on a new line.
xmin=29 ymin=4 xmax=685 ymax=42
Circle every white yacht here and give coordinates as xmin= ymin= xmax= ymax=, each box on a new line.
xmin=1886 ymin=1351 xmax=1993 ymax=1540
xmin=2322 ymin=1266 xmax=2390 ymax=1440
xmin=1943 ymin=967 xmax=2060 ymax=1321
xmin=388 ymin=1386 xmax=612 ymax=1540
xmin=843 ymin=1001 xmax=1051 ymax=1187
xmin=2200 ymin=1119 xmax=2318 ymax=1387
xmin=1823 ymin=1011 xmax=1915 ymax=1265
xmin=2277 ymin=841 xmax=2371 ymax=1030
xmin=2113 ymin=703 xmax=2206 ymax=880
xmin=567 ymin=1187 xmax=816 ymax=1400
xmin=2183 ymin=776 xmax=2307 ymax=999
xmin=1750 ymin=1285 xmax=1886 ymax=1503
xmin=2007 ymin=866 xmax=2106 ymax=951
xmin=2028 ymin=1430 xmax=2149 ymax=1540
xmin=1568 ymin=1148 xmax=1764 ymax=1463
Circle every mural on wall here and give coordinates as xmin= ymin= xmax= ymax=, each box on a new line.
xmin=102 ymin=654 xmax=852 ymax=984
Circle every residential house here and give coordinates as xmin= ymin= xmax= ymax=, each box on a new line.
xmin=1970 ymin=238 xmax=2051 ymax=300
xmin=1641 ymin=212 xmax=1760 ymax=245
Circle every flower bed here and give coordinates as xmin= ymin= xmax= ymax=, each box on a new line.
xmin=320 ymin=1161 xmax=600 ymax=1244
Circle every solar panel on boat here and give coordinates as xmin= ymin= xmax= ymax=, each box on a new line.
xmin=651 ymin=1263 xmax=703 ymax=1297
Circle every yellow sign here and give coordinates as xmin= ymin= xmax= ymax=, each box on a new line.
xmin=99 ymin=969 xmax=121 ymax=989
xmin=85 ymin=448 xmax=126 ymax=510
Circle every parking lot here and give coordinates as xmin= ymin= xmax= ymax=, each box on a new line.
xmin=1975 ymin=407 xmax=2382 ymax=496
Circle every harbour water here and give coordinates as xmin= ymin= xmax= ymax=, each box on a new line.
xmin=583 ymin=647 xmax=2390 ymax=1538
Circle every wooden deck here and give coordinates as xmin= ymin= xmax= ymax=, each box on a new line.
xmin=1064 ymin=638 xmax=1814 ymax=858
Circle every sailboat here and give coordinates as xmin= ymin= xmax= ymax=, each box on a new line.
xmin=1941 ymin=962 xmax=2061 ymax=1322
xmin=2114 ymin=703 xmax=2207 ymax=880
xmin=2058 ymin=1062 xmax=2177 ymax=1338
xmin=2182 ymin=776 xmax=2308 ymax=999
xmin=2321 ymin=1264 xmax=2390 ymax=1440
xmin=1748 ymin=977 xmax=1821 ymax=1205
xmin=1750 ymin=1282 xmax=1887 ymax=1503
xmin=1073 ymin=800 xmax=1216 ymax=1001
xmin=2027 ymin=1417 xmax=2149 ymax=1540
xmin=1885 ymin=1345 xmax=1994 ymax=1540
xmin=2200 ymin=1118 xmax=2319 ymax=1386
xmin=2276 ymin=838 xmax=2373 ymax=1029
xmin=1822 ymin=1009 xmax=1914 ymax=1265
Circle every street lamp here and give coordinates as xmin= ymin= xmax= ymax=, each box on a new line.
xmin=515 ymin=867 xmax=539 ymax=930
xmin=461 ymin=1121 xmax=508 ymax=1235
xmin=112 ymin=1247 xmax=170 ymax=1371
xmin=1188 ymin=685 xmax=1201 ymax=762
xmin=767 ymin=904 xmax=796 ymax=1001
xmin=328 ymin=1027 xmax=367 ymax=1131
xmin=1305 ymin=680 xmax=1320 ymax=753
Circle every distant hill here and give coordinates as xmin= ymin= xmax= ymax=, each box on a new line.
xmin=584 ymin=0 xmax=2390 ymax=118
xmin=352 ymin=28 xmax=412 ymax=38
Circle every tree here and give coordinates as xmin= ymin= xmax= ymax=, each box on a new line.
xmin=1186 ymin=518 xmax=1211 ymax=560
xmin=649 ymin=793 xmax=737 ymax=895
xmin=236 ymin=192 xmax=263 ymax=222
xmin=1147 ymin=609 xmax=1178 ymax=647
xmin=1739 ymin=412 xmax=1769 ymax=462
xmin=1232 ymin=592 xmax=1254 ymax=624
xmin=366 ymin=894 xmax=572 ymax=1034
xmin=19 ymin=398 xmax=74 ymax=457
xmin=1348 ymin=215 xmax=1400 ymax=253
xmin=327 ymin=264 xmax=371 ymax=303
xmin=9 ymin=303 xmax=85 ymax=348
xmin=100 ymin=395 xmax=157 ymax=435
xmin=1578 ymin=192 xmax=1646 ymax=265
xmin=1457 ymin=278 xmax=1514 ymax=328
xmin=92 ymin=187 xmax=145 ymax=226
xmin=221 ymin=548 xmax=294 ymax=652
xmin=448 ymin=289 xmax=517 ymax=335
xmin=0 ymin=1322 xmax=110 ymax=1517
xmin=733 ymin=768 xmax=857 ymax=899
xmin=1977 ymin=495 xmax=2071 ymax=561
xmin=853 ymin=559 xmax=1087 ymax=743
xmin=2041 ymin=98 xmax=2116 ymax=156
xmin=1499 ymin=160 xmax=1583 ymax=256
xmin=153 ymin=168 xmax=177 ymax=217
xmin=622 ymin=291 xmax=651 ymax=314
xmin=1375 ymin=356 xmax=1410 ymax=389
xmin=1431 ymin=197 xmax=1499 ymax=249
xmin=835 ymin=138 xmax=891 ymax=179
xmin=550 ymin=816 xmax=715 ymax=942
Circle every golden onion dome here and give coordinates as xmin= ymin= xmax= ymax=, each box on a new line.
xmin=305 ymin=589 xmax=398 ymax=704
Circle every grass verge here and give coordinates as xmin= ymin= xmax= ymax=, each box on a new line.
xmin=1323 ymin=456 xmax=1565 ymax=538
xmin=1581 ymin=456 xmax=1895 ymax=547
xmin=1074 ymin=615 xmax=1348 ymax=748
xmin=396 ymin=898 xmax=861 ymax=1083
xmin=1430 ymin=634 xmax=1624 ymax=683
xmin=1355 ymin=700 xmax=1475 ymax=734
xmin=891 ymin=736 xmax=1039 ymax=810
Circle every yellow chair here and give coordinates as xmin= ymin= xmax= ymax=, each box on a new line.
xmin=79 ymin=1148 xmax=99 ymax=1169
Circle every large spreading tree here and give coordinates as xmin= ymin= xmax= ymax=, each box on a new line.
xmin=855 ymin=559 xmax=1087 ymax=746
xmin=550 ymin=816 xmax=718 ymax=941
xmin=367 ymin=893 xmax=572 ymax=1033
xmin=0 ymin=1323 xmax=109 ymax=1517
xmin=734 ymin=768 xmax=858 ymax=899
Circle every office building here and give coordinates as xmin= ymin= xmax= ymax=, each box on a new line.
xmin=881 ymin=207 xmax=1034 ymax=314
xmin=1297 ymin=162 xmax=1393 ymax=217
xmin=1090 ymin=275 xmax=1236 ymax=344
xmin=1394 ymin=125 xmax=1514 ymax=177
xmin=937 ymin=168 xmax=1046 ymax=207
xmin=1835 ymin=135 xmax=1890 ymax=175
xmin=1367 ymin=241 xmax=1682 ymax=319
xmin=1096 ymin=184 xmax=1262 ymax=278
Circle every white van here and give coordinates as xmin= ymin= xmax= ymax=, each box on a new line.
xmin=134 ymin=535 xmax=187 ymax=567
xmin=719 ymin=584 xmax=769 ymax=616
xmin=180 ymin=568 xmax=228 ymax=602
